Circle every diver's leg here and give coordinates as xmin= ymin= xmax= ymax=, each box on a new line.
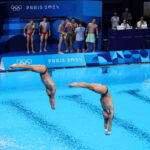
xmin=46 ymin=87 xmax=56 ymax=109
xmin=9 ymin=64 xmax=47 ymax=73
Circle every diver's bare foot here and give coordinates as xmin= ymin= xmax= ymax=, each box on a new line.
xmin=64 ymin=49 xmax=69 ymax=53
xmin=70 ymin=49 xmax=74 ymax=53
xmin=40 ymin=50 xmax=42 ymax=53
xmin=82 ymin=49 xmax=85 ymax=53
xmin=44 ymin=49 xmax=47 ymax=52
xmin=51 ymin=106 xmax=56 ymax=110
xmin=27 ymin=51 xmax=30 ymax=54
xmin=77 ymin=49 xmax=80 ymax=53
xmin=85 ymin=49 xmax=89 ymax=53
xmin=68 ymin=82 xmax=78 ymax=87
xmin=9 ymin=64 xmax=17 ymax=69
xmin=105 ymin=131 xmax=111 ymax=135
xmin=58 ymin=51 xmax=64 ymax=54
xmin=32 ymin=50 xmax=35 ymax=53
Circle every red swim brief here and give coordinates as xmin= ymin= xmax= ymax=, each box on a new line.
xmin=27 ymin=32 xmax=33 ymax=36
xmin=42 ymin=32 xmax=48 ymax=35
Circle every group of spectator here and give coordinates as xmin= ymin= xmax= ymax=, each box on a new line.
xmin=111 ymin=8 xmax=148 ymax=30
xmin=58 ymin=18 xmax=99 ymax=54
xmin=24 ymin=17 xmax=99 ymax=54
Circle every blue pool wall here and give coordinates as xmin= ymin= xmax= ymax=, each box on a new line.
xmin=1 ymin=49 xmax=150 ymax=71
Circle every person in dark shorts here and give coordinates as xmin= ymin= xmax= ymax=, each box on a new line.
xmin=9 ymin=64 xmax=56 ymax=110
xmin=69 ymin=82 xmax=114 ymax=135
xmin=75 ymin=20 xmax=85 ymax=53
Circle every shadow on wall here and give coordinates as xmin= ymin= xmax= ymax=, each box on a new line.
xmin=0 ymin=3 xmax=8 ymax=37
xmin=5 ymin=35 xmax=26 ymax=53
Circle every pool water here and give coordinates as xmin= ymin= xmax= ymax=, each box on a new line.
xmin=0 ymin=64 xmax=150 ymax=150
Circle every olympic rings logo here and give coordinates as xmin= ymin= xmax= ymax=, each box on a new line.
xmin=11 ymin=5 xmax=22 ymax=12
xmin=16 ymin=59 xmax=32 ymax=65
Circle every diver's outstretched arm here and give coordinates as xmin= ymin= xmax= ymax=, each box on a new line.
xmin=69 ymin=82 xmax=92 ymax=89
xmin=69 ymin=82 xmax=106 ymax=94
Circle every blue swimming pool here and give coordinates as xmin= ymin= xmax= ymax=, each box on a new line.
xmin=0 ymin=64 xmax=150 ymax=150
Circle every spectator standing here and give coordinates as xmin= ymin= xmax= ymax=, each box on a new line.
xmin=24 ymin=18 xmax=36 ymax=54
xmin=39 ymin=16 xmax=51 ymax=53
xmin=58 ymin=18 xmax=66 ymax=54
xmin=122 ymin=8 xmax=132 ymax=25
xmin=86 ymin=18 xmax=99 ymax=52
xmin=65 ymin=18 xmax=74 ymax=53
xmin=75 ymin=20 xmax=86 ymax=53
xmin=111 ymin=12 xmax=120 ymax=29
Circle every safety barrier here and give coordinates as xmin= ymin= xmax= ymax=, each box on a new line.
xmin=1 ymin=49 xmax=150 ymax=71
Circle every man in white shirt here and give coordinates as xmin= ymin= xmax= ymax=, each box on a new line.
xmin=75 ymin=20 xmax=85 ymax=53
xmin=137 ymin=16 xmax=148 ymax=29
xmin=121 ymin=20 xmax=130 ymax=29
xmin=111 ymin=12 xmax=120 ymax=29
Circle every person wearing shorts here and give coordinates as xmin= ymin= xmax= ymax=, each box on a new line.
xmin=86 ymin=33 xmax=96 ymax=43
xmin=86 ymin=18 xmax=99 ymax=52
xmin=75 ymin=20 xmax=85 ymax=53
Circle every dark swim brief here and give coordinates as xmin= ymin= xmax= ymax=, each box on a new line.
xmin=67 ymin=32 xmax=74 ymax=37
xmin=59 ymin=33 xmax=64 ymax=38
xmin=40 ymin=68 xmax=48 ymax=75
xmin=101 ymin=88 xmax=109 ymax=97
